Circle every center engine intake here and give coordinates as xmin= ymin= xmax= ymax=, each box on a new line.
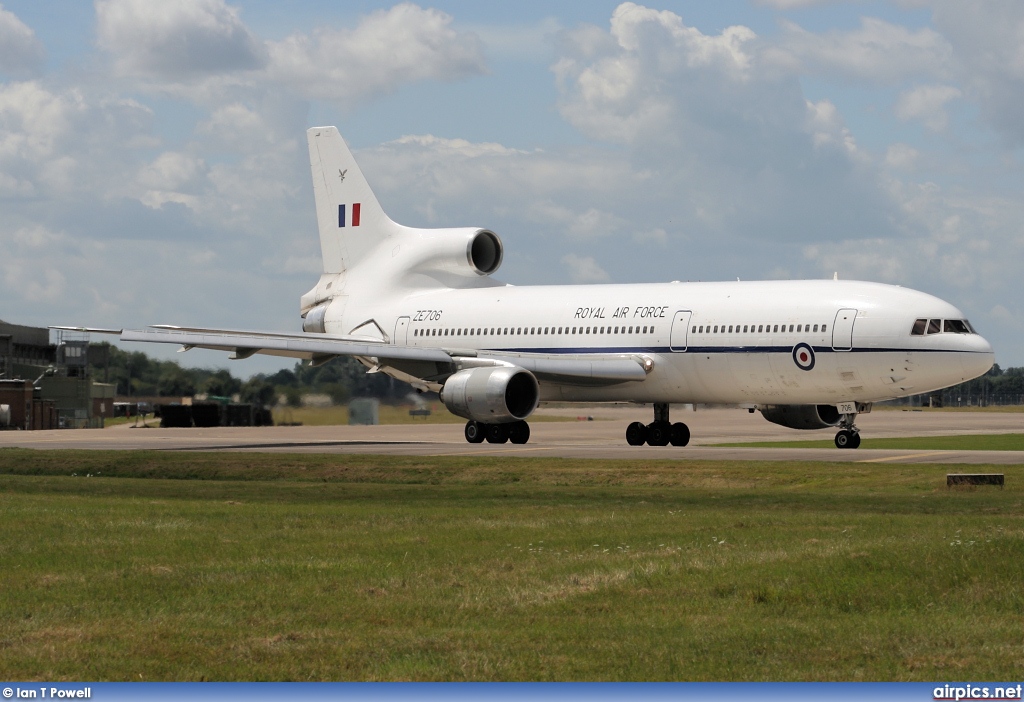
xmin=440 ymin=367 xmax=539 ymax=424
xmin=759 ymin=404 xmax=842 ymax=430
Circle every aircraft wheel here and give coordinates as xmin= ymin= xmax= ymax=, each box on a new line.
xmin=508 ymin=420 xmax=530 ymax=445
xmin=835 ymin=430 xmax=854 ymax=449
xmin=485 ymin=423 xmax=509 ymax=444
xmin=669 ymin=422 xmax=690 ymax=447
xmin=850 ymin=432 xmax=861 ymax=449
xmin=464 ymin=421 xmax=485 ymax=444
xmin=626 ymin=421 xmax=647 ymax=446
xmin=647 ymin=421 xmax=671 ymax=446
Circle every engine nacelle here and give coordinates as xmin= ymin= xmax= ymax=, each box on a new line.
xmin=440 ymin=366 xmax=538 ymax=423
xmin=759 ymin=404 xmax=842 ymax=430
xmin=302 ymin=302 xmax=329 ymax=333
xmin=406 ymin=228 xmax=503 ymax=279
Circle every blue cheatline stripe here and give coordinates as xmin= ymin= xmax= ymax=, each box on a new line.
xmin=338 ymin=203 xmax=345 ymax=228
xmin=419 ymin=344 xmax=984 ymax=356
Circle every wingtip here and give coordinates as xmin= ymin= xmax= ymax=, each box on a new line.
xmin=48 ymin=325 xmax=123 ymax=335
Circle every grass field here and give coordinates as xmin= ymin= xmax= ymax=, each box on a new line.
xmin=716 ymin=434 xmax=1024 ymax=451
xmin=1 ymin=449 xmax=1022 ymax=681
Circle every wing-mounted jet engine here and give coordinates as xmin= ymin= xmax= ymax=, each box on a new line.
xmin=759 ymin=403 xmax=866 ymax=448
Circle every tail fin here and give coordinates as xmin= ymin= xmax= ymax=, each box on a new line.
xmin=307 ymin=127 xmax=395 ymax=273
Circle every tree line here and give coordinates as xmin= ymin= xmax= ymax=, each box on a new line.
xmin=922 ymin=364 xmax=1024 ymax=407
xmin=88 ymin=342 xmax=415 ymax=406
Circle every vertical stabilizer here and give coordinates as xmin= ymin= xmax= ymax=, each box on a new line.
xmin=307 ymin=127 xmax=394 ymax=273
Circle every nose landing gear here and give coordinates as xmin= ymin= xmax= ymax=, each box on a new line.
xmin=834 ymin=413 xmax=861 ymax=449
xmin=625 ymin=403 xmax=690 ymax=447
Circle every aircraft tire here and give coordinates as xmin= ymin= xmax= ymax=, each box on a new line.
xmin=485 ymin=423 xmax=509 ymax=444
xmin=508 ymin=420 xmax=530 ymax=444
xmin=835 ymin=430 xmax=854 ymax=449
xmin=647 ymin=421 xmax=670 ymax=446
xmin=626 ymin=421 xmax=647 ymax=446
xmin=850 ymin=432 xmax=861 ymax=449
xmin=465 ymin=421 xmax=485 ymax=443
xmin=669 ymin=422 xmax=690 ymax=447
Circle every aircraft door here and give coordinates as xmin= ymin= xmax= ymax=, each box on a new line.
xmin=394 ymin=316 xmax=410 ymax=345
xmin=832 ymin=309 xmax=857 ymax=351
xmin=670 ymin=310 xmax=692 ymax=352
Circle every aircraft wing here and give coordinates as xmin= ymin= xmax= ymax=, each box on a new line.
xmin=52 ymin=326 xmax=649 ymax=385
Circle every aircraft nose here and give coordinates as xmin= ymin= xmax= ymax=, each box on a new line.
xmin=961 ymin=333 xmax=995 ymax=380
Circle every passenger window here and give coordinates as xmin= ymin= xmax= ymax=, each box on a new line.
xmin=910 ymin=319 xmax=926 ymax=335
xmin=813 ymin=324 xmax=818 ymax=332
xmin=821 ymin=325 xmax=826 ymax=333
xmin=788 ymin=325 xmax=794 ymax=332
xmin=757 ymin=325 xmax=763 ymax=333
xmin=927 ymin=319 xmax=941 ymax=334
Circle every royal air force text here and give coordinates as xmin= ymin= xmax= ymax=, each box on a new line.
xmin=413 ymin=306 xmax=667 ymax=322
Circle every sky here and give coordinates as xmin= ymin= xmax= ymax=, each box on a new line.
xmin=1 ymin=0 xmax=1022 ymax=374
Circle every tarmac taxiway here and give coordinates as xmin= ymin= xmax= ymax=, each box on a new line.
xmin=1 ymin=407 xmax=1021 ymax=464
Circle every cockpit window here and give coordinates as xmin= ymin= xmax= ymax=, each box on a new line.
xmin=914 ymin=318 xmax=975 ymax=336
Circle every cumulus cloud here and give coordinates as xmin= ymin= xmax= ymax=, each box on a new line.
xmin=768 ymin=17 xmax=953 ymax=84
xmin=553 ymin=2 xmax=758 ymax=145
xmin=95 ymin=0 xmax=267 ymax=77
xmin=930 ymin=1 xmax=1024 ymax=143
xmin=884 ymin=143 xmax=920 ymax=171
xmin=562 ymin=254 xmax=610 ymax=283
xmin=553 ymin=3 xmax=894 ymax=249
xmin=0 ymin=80 xmax=159 ymax=200
xmin=0 ymin=4 xmax=45 ymax=76
xmin=95 ymin=0 xmax=485 ymax=105
xmin=895 ymin=84 xmax=961 ymax=131
xmin=267 ymin=3 xmax=486 ymax=102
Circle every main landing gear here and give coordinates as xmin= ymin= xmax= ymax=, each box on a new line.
xmin=464 ymin=420 xmax=531 ymax=445
xmin=625 ymin=403 xmax=690 ymax=447
xmin=834 ymin=413 xmax=861 ymax=449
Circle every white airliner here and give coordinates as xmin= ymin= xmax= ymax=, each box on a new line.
xmin=61 ymin=127 xmax=995 ymax=448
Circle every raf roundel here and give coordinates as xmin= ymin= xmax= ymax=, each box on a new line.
xmin=792 ymin=342 xmax=815 ymax=371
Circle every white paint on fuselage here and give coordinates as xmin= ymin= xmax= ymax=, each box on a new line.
xmin=326 ymin=278 xmax=994 ymax=406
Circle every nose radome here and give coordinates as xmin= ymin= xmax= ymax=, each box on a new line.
xmin=960 ymin=334 xmax=995 ymax=381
